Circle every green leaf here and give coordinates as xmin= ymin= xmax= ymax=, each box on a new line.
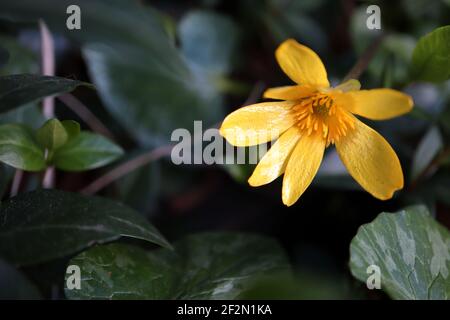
xmin=178 ymin=10 xmax=239 ymax=74
xmin=0 ymin=36 xmax=45 ymax=128
xmin=36 ymin=118 xmax=68 ymax=150
xmin=411 ymin=125 xmax=443 ymax=180
xmin=0 ymin=74 xmax=91 ymax=114
xmin=61 ymin=120 xmax=81 ymax=140
xmin=411 ymin=25 xmax=450 ymax=83
xmin=53 ymin=132 xmax=123 ymax=171
xmin=0 ymin=35 xmax=38 ymax=75
xmin=0 ymin=189 xmax=171 ymax=266
xmin=0 ymin=259 xmax=41 ymax=299
xmin=349 ymin=205 xmax=450 ymax=300
xmin=65 ymin=232 xmax=290 ymax=300
xmin=0 ymin=123 xmax=45 ymax=171
xmin=82 ymin=43 xmax=219 ymax=147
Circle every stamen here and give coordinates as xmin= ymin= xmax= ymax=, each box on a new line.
xmin=292 ymin=92 xmax=355 ymax=146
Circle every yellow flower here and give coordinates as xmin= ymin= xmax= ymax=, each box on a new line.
xmin=220 ymin=39 xmax=413 ymax=206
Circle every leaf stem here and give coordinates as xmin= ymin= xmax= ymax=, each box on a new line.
xmin=58 ymin=94 xmax=115 ymax=140
xmin=80 ymin=145 xmax=173 ymax=195
xmin=342 ymin=33 xmax=386 ymax=82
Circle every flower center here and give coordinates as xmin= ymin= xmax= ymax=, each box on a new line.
xmin=292 ymin=92 xmax=355 ymax=146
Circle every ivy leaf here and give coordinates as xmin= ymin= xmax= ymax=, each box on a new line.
xmin=349 ymin=205 xmax=450 ymax=300
xmin=65 ymin=232 xmax=290 ymax=300
xmin=411 ymin=25 xmax=450 ymax=83
xmin=0 ymin=189 xmax=171 ymax=266
xmin=0 ymin=123 xmax=45 ymax=171
xmin=53 ymin=132 xmax=123 ymax=171
xmin=0 ymin=74 xmax=91 ymax=114
xmin=36 ymin=118 xmax=69 ymax=150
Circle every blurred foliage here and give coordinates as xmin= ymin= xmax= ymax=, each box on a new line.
xmin=0 ymin=0 xmax=449 ymax=300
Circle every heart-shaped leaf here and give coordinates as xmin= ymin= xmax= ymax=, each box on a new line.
xmin=349 ymin=205 xmax=450 ymax=300
xmin=0 ymin=123 xmax=45 ymax=171
xmin=65 ymin=232 xmax=290 ymax=299
xmin=53 ymin=132 xmax=123 ymax=171
xmin=411 ymin=25 xmax=450 ymax=83
xmin=0 ymin=74 xmax=91 ymax=114
xmin=0 ymin=189 xmax=171 ymax=266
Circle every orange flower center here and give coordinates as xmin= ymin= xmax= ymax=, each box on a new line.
xmin=292 ymin=92 xmax=355 ymax=146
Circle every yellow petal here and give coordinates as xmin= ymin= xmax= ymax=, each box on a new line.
xmin=220 ymin=101 xmax=296 ymax=147
xmin=263 ymin=85 xmax=315 ymax=100
xmin=249 ymin=126 xmax=301 ymax=187
xmin=343 ymin=89 xmax=413 ymax=120
xmin=282 ymin=132 xmax=326 ymax=206
xmin=336 ymin=119 xmax=403 ymax=200
xmin=333 ymin=79 xmax=361 ymax=92
xmin=275 ymin=39 xmax=329 ymax=87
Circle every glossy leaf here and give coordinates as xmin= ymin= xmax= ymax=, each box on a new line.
xmin=0 ymin=123 xmax=45 ymax=171
xmin=53 ymin=132 xmax=123 ymax=171
xmin=0 ymin=189 xmax=171 ymax=265
xmin=411 ymin=25 xmax=450 ymax=83
xmin=350 ymin=205 xmax=450 ymax=300
xmin=65 ymin=232 xmax=290 ymax=299
xmin=0 ymin=74 xmax=91 ymax=114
